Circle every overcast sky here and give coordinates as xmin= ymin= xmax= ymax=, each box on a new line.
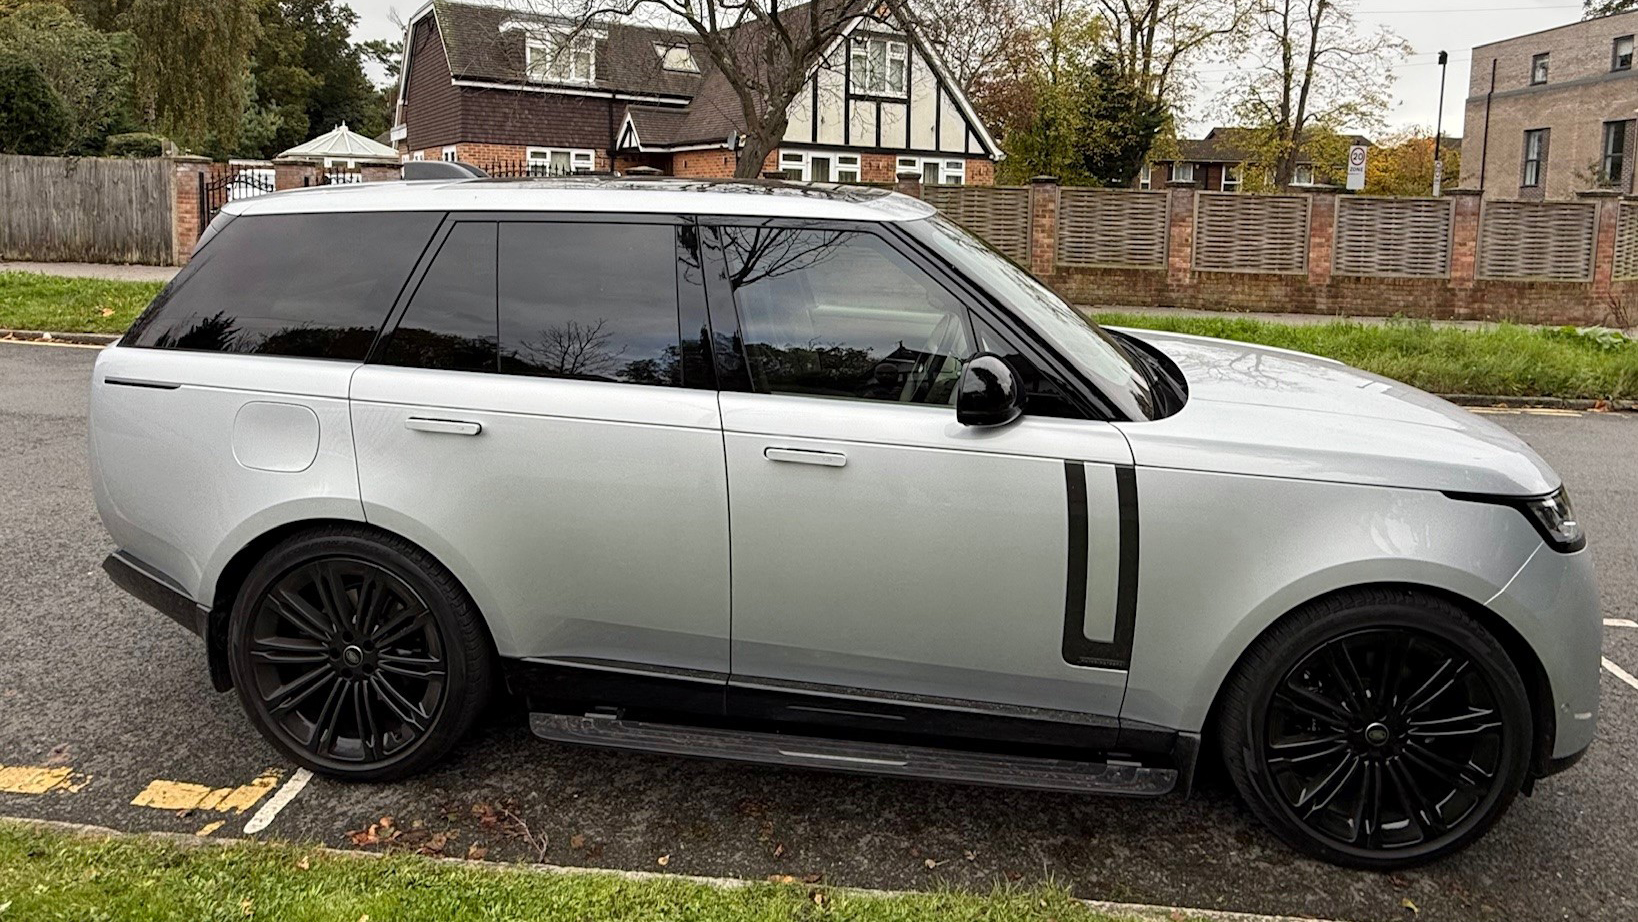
xmin=343 ymin=0 xmax=1591 ymax=140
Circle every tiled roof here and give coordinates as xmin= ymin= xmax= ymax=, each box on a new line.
xmin=1171 ymin=127 xmax=1374 ymax=164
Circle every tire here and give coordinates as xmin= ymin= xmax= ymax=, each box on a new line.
xmin=1217 ymin=588 xmax=1533 ymax=869
xmin=227 ymin=526 xmax=493 ymax=781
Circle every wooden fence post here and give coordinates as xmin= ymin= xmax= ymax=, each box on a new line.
xmin=1029 ymin=176 xmax=1058 ymax=277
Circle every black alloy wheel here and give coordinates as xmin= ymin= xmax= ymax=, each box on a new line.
xmin=1220 ymin=589 xmax=1533 ymax=869
xmin=229 ymin=528 xmax=491 ymax=780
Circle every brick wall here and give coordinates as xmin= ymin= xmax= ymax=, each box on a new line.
xmin=673 ymin=149 xmax=738 ymax=178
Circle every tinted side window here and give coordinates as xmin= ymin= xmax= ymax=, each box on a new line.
xmin=380 ymin=222 xmax=498 ymax=372
xmin=717 ymin=226 xmax=972 ymax=405
xmin=126 ymin=212 xmax=440 ymax=359
xmin=498 ymin=222 xmax=683 ymax=386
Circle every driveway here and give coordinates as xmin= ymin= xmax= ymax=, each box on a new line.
xmin=1 ymin=339 xmax=1633 ymax=921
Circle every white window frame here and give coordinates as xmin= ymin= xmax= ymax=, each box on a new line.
xmin=441 ymin=146 xmax=458 ymax=162
xmin=1292 ymin=163 xmax=1315 ymax=186
xmin=526 ymin=29 xmax=597 ymax=85
xmin=654 ymin=42 xmax=699 ymax=73
xmin=1170 ymin=161 xmax=1195 ymax=183
xmin=897 ymin=156 xmax=964 ymax=186
xmin=1221 ymin=163 xmax=1243 ymax=192
xmin=1614 ymin=34 xmax=1634 ymax=72
xmin=411 ymin=150 xmax=426 ymax=161
xmin=850 ymin=35 xmax=909 ymax=97
xmin=778 ymin=150 xmax=862 ymax=183
xmin=527 ymin=146 xmax=596 ymax=174
xmin=1530 ymin=52 xmax=1549 ymax=85
xmin=1138 ymin=163 xmax=1152 ymax=189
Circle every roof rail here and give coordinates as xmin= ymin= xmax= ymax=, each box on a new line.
xmin=401 ymin=161 xmax=490 ymax=181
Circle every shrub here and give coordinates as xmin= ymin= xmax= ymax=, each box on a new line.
xmin=0 ymin=53 xmax=68 ymax=154
xmin=104 ymin=131 xmax=168 ymax=157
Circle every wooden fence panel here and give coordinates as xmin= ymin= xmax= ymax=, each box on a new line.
xmin=0 ymin=155 xmax=173 ymax=265
xmin=1477 ymin=200 xmax=1595 ymax=281
xmin=1193 ymin=192 xmax=1309 ymax=274
xmin=1615 ymin=201 xmax=1638 ymax=281
xmin=1056 ymin=189 xmax=1169 ymax=269
xmin=1333 ymin=196 xmax=1454 ymax=278
xmin=923 ymin=185 xmax=1030 ymax=264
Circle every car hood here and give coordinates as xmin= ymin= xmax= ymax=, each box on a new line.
xmin=1110 ymin=328 xmax=1559 ymax=496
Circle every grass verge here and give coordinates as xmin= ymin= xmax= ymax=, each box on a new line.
xmin=0 ymin=821 xmax=1130 ymax=922
xmin=1096 ymin=311 xmax=1638 ymax=401
xmin=0 ymin=271 xmax=162 ymax=335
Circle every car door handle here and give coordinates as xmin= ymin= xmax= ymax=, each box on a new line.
xmin=405 ymin=417 xmax=482 ymax=436
xmin=764 ymin=447 xmax=846 ymax=468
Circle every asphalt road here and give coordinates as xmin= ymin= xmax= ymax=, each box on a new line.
xmin=2 ymin=339 xmax=1634 ymax=921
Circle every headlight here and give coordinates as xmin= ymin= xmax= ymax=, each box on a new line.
xmin=1443 ymin=486 xmax=1586 ymax=553
xmin=1521 ymin=488 xmax=1585 ymax=553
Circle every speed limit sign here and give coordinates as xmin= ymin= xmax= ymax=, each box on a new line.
xmin=1346 ymin=144 xmax=1367 ymax=190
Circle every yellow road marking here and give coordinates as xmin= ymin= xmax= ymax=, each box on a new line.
xmin=0 ymin=764 xmax=90 ymax=795
xmin=1469 ymin=406 xmax=1583 ymax=417
xmin=0 ymin=338 xmax=106 ymax=350
xmin=131 ymin=769 xmax=282 ymax=814
xmin=195 ymin=820 xmax=226 ymax=837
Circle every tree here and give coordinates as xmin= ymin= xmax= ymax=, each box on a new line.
xmin=905 ymin=0 xmax=1027 ymax=99
xmin=1076 ymin=56 xmax=1163 ymax=185
xmin=1221 ymin=0 xmax=1406 ymax=187
xmin=0 ymin=3 xmax=131 ymax=153
xmin=124 ymin=0 xmax=259 ymax=148
xmin=1584 ymin=0 xmax=1633 ymax=16
xmin=0 ymin=53 xmax=68 ymax=153
xmin=1092 ymin=0 xmax=1250 ymax=110
xmin=533 ymin=0 xmax=893 ymax=179
xmin=1362 ymin=127 xmax=1458 ymax=197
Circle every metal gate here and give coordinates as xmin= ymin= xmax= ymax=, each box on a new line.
xmin=199 ymin=166 xmax=275 ymax=225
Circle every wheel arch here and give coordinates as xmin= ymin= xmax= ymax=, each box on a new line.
xmin=202 ymin=518 xmax=503 ymax=693
xmin=1199 ymin=581 xmax=1556 ymax=781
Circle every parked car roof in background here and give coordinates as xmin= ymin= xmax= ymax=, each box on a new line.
xmin=221 ymin=176 xmax=937 ymax=222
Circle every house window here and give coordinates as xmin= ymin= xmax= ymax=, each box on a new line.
xmin=1170 ymin=161 xmax=1195 ymax=183
xmin=898 ymin=156 xmax=964 ymax=185
xmin=1522 ymin=128 xmax=1546 ymax=187
xmin=1222 ymin=163 xmax=1243 ymax=192
xmin=527 ymin=147 xmax=596 ymax=175
xmin=411 ymin=151 xmax=426 ymax=161
xmin=528 ymin=30 xmax=596 ymax=84
xmin=1530 ymin=52 xmax=1549 ymax=85
xmin=1138 ymin=163 xmax=1151 ymax=189
xmin=1603 ymin=121 xmax=1630 ymax=187
xmin=1615 ymin=35 xmax=1634 ymax=71
xmin=655 ymin=43 xmax=698 ymax=73
xmin=1292 ymin=164 xmax=1314 ymax=185
xmin=441 ymin=146 xmax=458 ymax=162
xmin=778 ymin=150 xmax=863 ymax=183
xmin=850 ymin=36 xmax=908 ymax=96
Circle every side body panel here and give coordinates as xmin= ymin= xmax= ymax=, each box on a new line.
xmin=349 ymin=368 xmax=731 ymax=668
xmin=1119 ymin=465 xmax=1593 ymax=753
xmin=720 ymin=391 xmax=1135 ymax=718
xmin=89 ymin=347 xmax=365 ymax=605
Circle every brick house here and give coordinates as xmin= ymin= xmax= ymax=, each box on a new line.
xmin=1460 ymin=10 xmax=1638 ymax=200
xmin=1141 ymin=127 xmax=1370 ymax=191
xmin=392 ymin=0 xmax=1001 ymax=184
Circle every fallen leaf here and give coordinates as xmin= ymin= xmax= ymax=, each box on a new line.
xmin=99 ymin=308 xmax=114 ymax=317
xmin=357 ymin=916 xmax=370 ymax=922
xmin=346 ymin=828 xmax=379 ymax=847
xmin=1402 ymin=898 xmax=1419 ymax=915
xmin=802 ymin=873 xmax=824 ymax=884
xmin=809 ymin=889 xmax=829 ymax=908
xmin=767 ymin=874 xmax=798 ymax=884
xmin=964 ymin=850 xmax=977 ymax=861
xmin=1005 ymin=870 xmax=1023 ymax=882
xmin=570 ymin=834 xmax=586 ymax=849
xmin=656 ymin=854 xmax=670 ymax=866
xmin=773 ymin=843 xmax=785 ymax=858
xmin=466 ymin=844 xmax=488 ymax=860
xmin=296 ymin=857 xmax=310 ymax=871
xmin=240 ymin=898 xmax=254 ymax=917
xmin=923 ymin=858 xmax=941 ymax=869
xmin=378 ymin=816 xmax=395 ymax=831
xmin=1171 ymin=912 xmax=1187 ymax=921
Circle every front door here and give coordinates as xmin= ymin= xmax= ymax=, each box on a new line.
xmin=704 ymin=223 xmax=1133 ymax=727
xmin=350 ymin=217 xmax=731 ymax=681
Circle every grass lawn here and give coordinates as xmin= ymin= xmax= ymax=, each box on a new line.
xmin=1096 ymin=311 xmax=1638 ymax=401
xmin=0 ymin=821 xmax=1131 ymax=922
xmin=0 ymin=271 xmax=162 ymax=335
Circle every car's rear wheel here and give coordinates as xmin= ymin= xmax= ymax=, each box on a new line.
xmin=228 ymin=527 xmax=492 ymax=781
xmin=1218 ymin=589 xmax=1533 ymax=869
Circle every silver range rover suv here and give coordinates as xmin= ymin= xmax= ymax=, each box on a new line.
xmin=90 ymin=177 xmax=1598 ymax=869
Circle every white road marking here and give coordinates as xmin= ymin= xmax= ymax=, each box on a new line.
xmin=241 ymin=768 xmax=312 ymax=835
xmin=1602 ymin=658 xmax=1638 ymax=692
xmin=1605 ymin=618 xmax=1638 ymax=628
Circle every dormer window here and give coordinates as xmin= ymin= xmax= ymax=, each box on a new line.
xmin=655 ymin=43 xmax=698 ymax=73
xmin=527 ymin=30 xmax=596 ymax=84
xmin=850 ymin=35 xmax=907 ymax=96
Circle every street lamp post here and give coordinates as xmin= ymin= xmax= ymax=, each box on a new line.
xmin=1433 ymin=50 xmax=1449 ymax=195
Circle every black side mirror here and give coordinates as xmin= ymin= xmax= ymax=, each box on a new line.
xmin=956 ymin=353 xmax=1023 ymax=427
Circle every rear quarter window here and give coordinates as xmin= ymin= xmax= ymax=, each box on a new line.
xmin=124 ymin=211 xmax=441 ymax=359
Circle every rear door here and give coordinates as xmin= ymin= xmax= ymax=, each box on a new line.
xmin=350 ymin=216 xmax=731 ymax=683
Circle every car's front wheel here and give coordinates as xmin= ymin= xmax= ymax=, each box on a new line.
xmin=227 ymin=526 xmax=492 ymax=781
xmin=1218 ymin=588 xmax=1533 ymax=869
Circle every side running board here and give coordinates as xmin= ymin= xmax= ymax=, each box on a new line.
xmin=529 ymin=713 xmax=1178 ymax=797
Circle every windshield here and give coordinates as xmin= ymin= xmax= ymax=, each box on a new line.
xmin=910 ymin=214 xmax=1156 ymax=420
